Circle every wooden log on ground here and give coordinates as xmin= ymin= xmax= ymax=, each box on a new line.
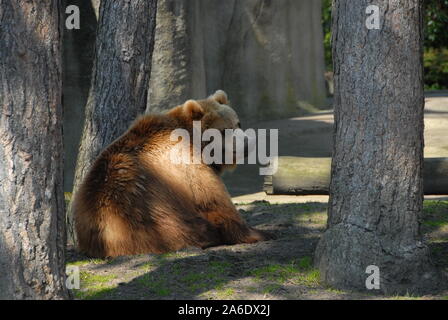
xmin=264 ymin=157 xmax=448 ymax=195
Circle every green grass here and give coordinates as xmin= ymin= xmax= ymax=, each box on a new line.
xmin=389 ymin=293 xmax=423 ymax=300
xmin=325 ymin=287 xmax=345 ymax=294
xmin=215 ymin=288 xmax=236 ymax=299
xmin=136 ymin=259 xmax=232 ymax=297
xmin=209 ymin=261 xmax=232 ymax=273
xmin=297 ymin=256 xmax=313 ymax=269
xmin=67 ymin=258 xmax=110 ymax=267
xmin=261 ymin=283 xmax=282 ymax=294
xmin=249 ymin=257 xmax=321 ymax=288
xmin=424 ymin=220 xmax=448 ymax=227
xmin=137 ymin=274 xmax=171 ymax=297
xmin=179 ymin=261 xmax=231 ymax=292
xmin=423 ymin=200 xmax=448 ymax=213
xmin=293 ymin=269 xmax=321 ymax=287
xmin=422 ymin=201 xmax=448 ymax=229
xmin=72 ymin=271 xmax=117 ymax=300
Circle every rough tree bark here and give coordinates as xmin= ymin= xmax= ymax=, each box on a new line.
xmin=0 ymin=1 xmax=69 ymax=299
xmin=68 ymin=0 xmax=158 ymax=244
xmin=314 ymin=0 xmax=444 ymax=294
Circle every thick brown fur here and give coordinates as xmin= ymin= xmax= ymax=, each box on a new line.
xmin=73 ymin=91 xmax=272 ymax=258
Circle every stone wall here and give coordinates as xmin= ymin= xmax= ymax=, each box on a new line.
xmin=147 ymin=0 xmax=327 ymax=121
xmin=63 ymin=0 xmax=327 ymax=191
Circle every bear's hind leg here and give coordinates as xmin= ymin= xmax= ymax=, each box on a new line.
xmin=181 ymin=216 xmax=225 ymax=250
xmin=202 ymin=210 xmax=273 ymax=245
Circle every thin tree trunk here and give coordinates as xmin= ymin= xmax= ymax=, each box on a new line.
xmin=314 ymin=0 xmax=444 ymax=294
xmin=0 ymin=1 xmax=69 ymax=299
xmin=68 ymin=0 xmax=158 ymax=244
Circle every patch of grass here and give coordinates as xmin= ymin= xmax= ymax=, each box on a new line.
xmin=67 ymin=260 xmax=90 ymax=267
xmin=67 ymin=258 xmax=108 ymax=267
xmin=246 ymin=285 xmax=259 ymax=293
xmin=215 ymin=288 xmax=236 ymax=299
xmin=389 ymin=294 xmax=423 ymax=300
xmin=137 ymin=259 xmax=232 ymax=297
xmin=74 ymin=287 xmax=116 ymax=300
xmin=139 ymin=260 xmax=158 ymax=272
xmin=171 ymin=263 xmax=183 ymax=276
xmin=182 ymin=272 xmax=207 ymax=284
xmin=262 ymin=283 xmax=282 ymax=295
xmin=325 ymin=287 xmax=345 ymax=294
xmin=423 ymin=200 xmax=448 ymax=214
xmin=250 ymin=258 xmax=320 ymax=288
xmin=91 ymin=258 xmax=109 ymax=265
xmin=72 ymin=271 xmax=117 ymax=300
xmin=424 ymin=220 xmax=448 ymax=227
xmin=137 ymin=274 xmax=171 ymax=297
xmin=209 ymin=261 xmax=232 ymax=273
xmin=422 ymin=200 xmax=448 ymax=232
xmin=293 ymin=269 xmax=321 ymax=287
xmin=251 ymin=264 xmax=291 ymax=282
xmin=180 ymin=263 xmax=228 ymax=293
xmin=157 ymin=251 xmax=201 ymax=262
xmin=296 ymin=210 xmax=327 ymax=225
xmin=159 ymin=252 xmax=183 ymax=259
xmin=297 ymin=256 xmax=313 ymax=270
xmin=80 ymin=271 xmax=116 ymax=286
xmin=180 ymin=260 xmax=232 ymax=292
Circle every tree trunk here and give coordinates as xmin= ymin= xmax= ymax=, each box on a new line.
xmin=314 ymin=0 xmax=444 ymax=294
xmin=63 ymin=0 xmax=98 ymax=192
xmin=0 ymin=1 xmax=69 ymax=299
xmin=68 ymin=0 xmax=158 ymax=245
xmin=147 ymin=0 xmax=206 ymax=114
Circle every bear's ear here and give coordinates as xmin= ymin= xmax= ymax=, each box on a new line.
xmin=211 ymin=90 xmax=228 ymax=105
xmin=183 ymin=100 xmax=204 ymax=120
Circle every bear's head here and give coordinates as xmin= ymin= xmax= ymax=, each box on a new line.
xmin=167 ymin=90 xmax=248 ymax=173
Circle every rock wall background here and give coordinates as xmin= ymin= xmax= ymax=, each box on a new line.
xmin=63 ymin=0 xmax=327 ymax=191
xmin=148 ymin=0 xmax=327 ymax=121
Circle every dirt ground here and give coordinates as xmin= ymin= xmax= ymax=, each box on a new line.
xmin=66 ymin=93 xmax=448 ymax=300
xmin=66 ymin=200 xmax=448 ymax=300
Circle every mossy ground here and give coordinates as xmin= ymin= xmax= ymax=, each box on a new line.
xmin=66 ymin=200 xmax=448 ymax=300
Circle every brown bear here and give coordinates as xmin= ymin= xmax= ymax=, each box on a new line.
xmin=73 ymin=90 xmax=272 ymax=258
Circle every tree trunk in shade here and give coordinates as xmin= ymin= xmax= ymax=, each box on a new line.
xmin=63 ymin=0 xmax=98 ymax=192
xmin=69 ymin=0 xmax=158 ymax=245
xmin=314 ymin=0 xmax=444 ymax=294
xmin=0 ymin=1 xmax=69 ymax=299
xmin=147 ymin=0 xmax=327 ymax=121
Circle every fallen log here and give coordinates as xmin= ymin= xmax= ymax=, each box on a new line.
xmin=263 ymin=156 xmax=448 ymax=195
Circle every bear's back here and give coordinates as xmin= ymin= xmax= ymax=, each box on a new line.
xmin=73 ymin=114 xmax=202 ymax=256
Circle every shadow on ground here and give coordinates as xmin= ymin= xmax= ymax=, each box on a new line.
xmin=67 ymin=200 xmax=448 ymax=300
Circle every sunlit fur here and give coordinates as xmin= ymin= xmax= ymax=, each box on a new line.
xmin=73 ymin=90 xmax=272 ymax=258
